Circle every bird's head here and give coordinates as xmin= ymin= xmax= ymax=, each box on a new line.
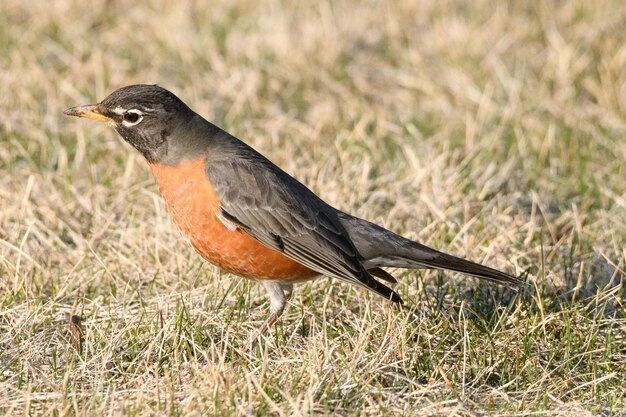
xmin=64 ymin=84 xmax=196 ymax=163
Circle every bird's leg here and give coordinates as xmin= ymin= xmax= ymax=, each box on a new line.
xmin=247 ymin=282 xmax=293 ymax=350
xmin=282 ymin=283 xmax=293 ymax=303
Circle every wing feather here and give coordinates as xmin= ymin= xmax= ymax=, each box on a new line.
xmin=205 ymin=139 xmax=402 ymax=303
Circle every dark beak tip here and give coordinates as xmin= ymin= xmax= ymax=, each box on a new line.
xmin=63 ymin=106 xmax=84 ymax=117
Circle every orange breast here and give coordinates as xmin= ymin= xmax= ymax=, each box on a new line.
xmin=148 ymin=157 xmax=317 ymax=281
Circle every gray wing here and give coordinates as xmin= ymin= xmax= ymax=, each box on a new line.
xmin=204 ymin=138 xmax=401 ymax=303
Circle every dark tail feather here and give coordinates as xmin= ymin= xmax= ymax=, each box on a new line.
xmin=365 ymin=274 xmax=403 ymax=304
xmin=340 ymin=265 xmax=403 ymax=304
xmin=374 ymin=283 xmax=403 ymax=304
xmin=375 ymin=245 xmax=524 ymax=289
xmin=415 ymin=252 xmax=524 ymax=288
xmin=336 ymin=212 xmax=523 ymax=291
xmin=368 ymin=267 xmax=397 ymax=284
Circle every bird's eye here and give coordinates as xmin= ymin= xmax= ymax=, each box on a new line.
xmin=124 ymin=112 xmax=139 ymax=123
xmin=121 ymin=110 xmax=143 ymax=126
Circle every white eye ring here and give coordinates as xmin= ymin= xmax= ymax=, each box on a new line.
xmin=121 ymin=109 xmax=143 ymax=127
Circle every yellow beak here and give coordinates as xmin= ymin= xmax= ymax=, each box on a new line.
xmin=63 ymin=104 xmax=113 ymax=123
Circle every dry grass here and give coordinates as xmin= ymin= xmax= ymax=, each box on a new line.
xmin=1 ymin=0 xmax=625 ymax=415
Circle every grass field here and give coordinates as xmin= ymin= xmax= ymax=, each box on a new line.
xmin=1 ymin=0 xmax=625 ymax=415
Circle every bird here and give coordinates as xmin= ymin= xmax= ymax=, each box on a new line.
xmin=64 ymin=84 xmax=523 ymax=346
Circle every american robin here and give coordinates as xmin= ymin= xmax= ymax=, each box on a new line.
xmin=64 ymin=85 xmax=523 ymax=344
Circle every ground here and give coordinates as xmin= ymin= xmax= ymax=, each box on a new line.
xmin=0 ymin=1 xmax=625 ymax=416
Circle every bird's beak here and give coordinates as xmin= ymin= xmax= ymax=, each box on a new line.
xmin=63 ymin=104 xmax=113 ymax=123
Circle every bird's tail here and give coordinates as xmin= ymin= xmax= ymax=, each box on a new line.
xmin=338 ymin=212 xmax=524 ymax=289
xmin=366 ymin=243 xmax=524 ymax=288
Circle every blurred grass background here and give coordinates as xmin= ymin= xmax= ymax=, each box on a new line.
xmin=0 ymin=0 xmax=625 ymax=415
